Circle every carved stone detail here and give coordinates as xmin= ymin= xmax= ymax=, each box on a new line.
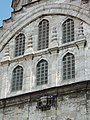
xmin=28 ymin=35 xmax=33 ymax=48
xmin=78 ymin=22 xmax=84 ymax=37
xmin=36 ymin=95 xmax=57 ymax=111
xmin=25 ymin=35 xmax=34 ymax=54
xmin=3 ymin=44 xmax=10 ymax=60
xmin=77 ymin=22 xmax=86 ymax=47
xmin=51 ymin=27 xmax=57 ymax=41
xmin=50 ymin=27 xmax=59 ymax=48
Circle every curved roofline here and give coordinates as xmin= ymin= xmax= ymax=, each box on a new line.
xmin=0 ymin=3 xmax=90 ymax=51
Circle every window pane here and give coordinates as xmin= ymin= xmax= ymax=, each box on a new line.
xmin=12 ymin=66 xmax=23 ymax=91
xmin=62 ymin=19 xmax=74 ymax=43
xmin=36 ymin=60 xmax=48 ymax=85
xmin=38 ymin=19 xmax=49 ymax=50
xmin=15 ymin=34 xmax=25 ymax=57
xmin=63 ymin=53 xmax=75 ymax=80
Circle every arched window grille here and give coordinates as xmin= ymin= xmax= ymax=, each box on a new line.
xmin=12 ymin=66 xmax=23 ymax=91
xmin=36 ymin=60 xmax=48 ymax=85
xmin=62 ymin=19 xmax=74 ymax=43
xmin=38 ymin=19 xmax=49 ymax=50
xmin=63 ymin=53 xmax=75 ymax=80
xmin=15 ymin=33 xmax=25 ymax=57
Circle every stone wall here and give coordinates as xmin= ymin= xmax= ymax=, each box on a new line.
xmin=0 ymin=0 xmax=90 ymax=120
xmin=0 ymin=14 xmax=89 ymax=98
xmin=0 ymin=81 xmax=89 ymax=120
xmin=0 ymin=0 xmax=90 ymax=98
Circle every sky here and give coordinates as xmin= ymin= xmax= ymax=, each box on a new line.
xmin=0 ymin=0 xmax=13 ymax=26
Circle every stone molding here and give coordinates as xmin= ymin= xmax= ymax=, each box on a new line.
xmin=0 ymin=80 xmax=89 ymax=108
xmin=0 ymin=39 xmax=86 ymax=64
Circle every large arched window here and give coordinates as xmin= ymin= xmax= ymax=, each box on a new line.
xmin=15 ymin=33 xmax=25 ymax=57
xmin=11 ymin=66 xmax=23 ymax=91
xmin=38 ymin=19 xmax=49 ymax=50
xmin=63 ymin=53 xmax=75 ymax=80
xmin=36 ymin=59 xmax=48 ymax=85
xmin=62 ymin=19 xmax=74 ymax=43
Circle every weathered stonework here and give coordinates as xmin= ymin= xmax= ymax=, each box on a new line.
xmin=0 ymin=0 xmax=90 ymax=120
xmin=0 ymin=81 xmax=90 ymax=120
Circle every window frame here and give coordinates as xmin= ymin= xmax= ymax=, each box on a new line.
xmin=36 ymin=59 xmax=48 ymax=86
xmin=62 ymin=53 xmax=75 ymax=80
xmin=14 ymin=33 xmax=25 ymax=57
xmin=38 ymin=19 xmax=49 ymax=50
xmin=62 ymin=18 xmax=74 ymax=44
xmin=11 ymin=65 xmax=23 ymax=92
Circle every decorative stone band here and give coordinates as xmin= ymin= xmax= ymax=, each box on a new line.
xmin=0 ymin=80 xmax=90 ymax=108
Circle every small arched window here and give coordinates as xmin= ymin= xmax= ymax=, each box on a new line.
xmin=11 ymin=66 xmax=23 ymax=91
xmin=36 ymin=59 xmax=48 ymax=85
xmin=15 ymin=33 xmax=25 ymax=57
xmin=63 ymin=53 xmax=75 ymax=80
xmin=62 ymin=19 xmax=74 ymax=43
xmin=38 ymin=19 xmax=49 ymax=50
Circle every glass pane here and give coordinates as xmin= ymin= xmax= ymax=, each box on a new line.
xmin=36 ymin=60 xmax=48 ymax=85
xmin=63 ymin=53 xmax=75 ymax=80
xmin=38 ymin=20 xmax=49 ymax=50
xmin=12 ymin=66 xmax=23 ymax=91
xmin=62 ymin=19 xmax=74 ymax=43
xmin=15 ymin=34 xmax=25 ymax=57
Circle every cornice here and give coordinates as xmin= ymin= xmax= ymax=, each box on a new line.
xmin=0 ymin=80 xmax=89 ymax=108
xmin=0 ymin=39 xmax=86 ymax=64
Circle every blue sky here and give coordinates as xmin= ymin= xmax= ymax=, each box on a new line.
xmin=0 ymin=0 xmax=13 ymax=26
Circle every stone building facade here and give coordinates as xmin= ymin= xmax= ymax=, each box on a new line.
xmin=0 ymin=0 xmax=90 ymax=120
